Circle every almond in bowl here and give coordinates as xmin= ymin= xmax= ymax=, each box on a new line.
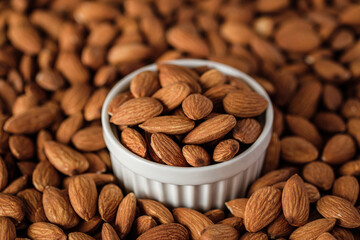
xmin=101 ymin=59 xmax=273 ymax=210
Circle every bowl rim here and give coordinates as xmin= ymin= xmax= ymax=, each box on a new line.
xmin=101 ymin=59 xmax=274 ymax=184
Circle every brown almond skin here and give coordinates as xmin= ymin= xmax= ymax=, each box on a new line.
xmin=182 ymin=145 xmax=211 ymax=167
xmin=151 ymin=133 xmax=188 ymax=167
xmin=314 ymin=112 xmax=346 ymax=133
xmin=72 ymin=125 xmax=106 ymax=152
xmin=68 ymin=175 xmax=98 ymax=221
xmin=331 ymin=227 xmax=355 ymax=240
xmin=121 ymin=128 xmax=147 ymax=158
xmin=44 ymin=141 xmax=89 ymax=176
xmin=332 ymin=176 xmax=359 ymax=205
xmin=84 ymin=87 xmax=109 ymax=121
xmin=102 ymin=223 xmax=121 ymax=240
xmin=139 ymin=115 xmax=195 ymax=135
xmin=199 ymin=69 xmax=226 ymax=89
xmin=98 ymin=184 xmax=123 ymax=222
xmin=173 ymin=208 xmax=213 ymax=240
xmin=68 ymin=232 xmax=95 ymax=240
xmin=200 ymin=224 xmax=239 ymax=240
xmin=131 ymin=215 xmax=157 ymax=239
xmin=232 ymin=118 xmax=262 ymax=144
xmin=0 ymin=193 xmax=25 ymax=223
xmin=137 ymin=223 xmax=189 ymax=240
xmin=61 ymin=84 xmax=92 ymax=115
xmin=0 ymin=216 xmax=16 ymax=240
xmin=0 ymin=157 xmax=8 ymax=191
xmin=152 ymin=82 xmax=192 ymax=111
xmin=17 ymin=188 xmax=47 ymax=223
xmin=239 ymin=232 xmax=268 ymax=240
xmin=32 ymin=161 xmax=61 ymax=192
xmin=37 ymin=130 xmax=52 ymax=162
xmin=289 ymin=218 xmax=336 ymax=240
xmin=182 ymin=94 xmax=213 ymax=120
xmin=303 ymin=161 xmax=335 ymax=191
xmin=262 ymin=133 xmax=281 ymax=174
xmin=225 ymin=198 xmax=248 ymax=218
xmin=204 ymin=209 xmax=225 ymax=224
xmin=107 ymin=92 xmax=134 ymax=116
xmin=348 ymin=118 xmax=360 ymax=147
xmin=280 ymin=136 xmax=318 ymax=164
xmin=115 ymin=192 xmax=137 ymax=239
xmin=322 ymin=134 xmax=356 ymax=165
xmin=317 ymin=195 xmax=360 ymax=228
xmin=244 ymin=186 xmax=282 ymax=232
xmin=138 ymin=199 xmax=174 ymax=224
xmin=56 ymin=112 xmax=84 ymax=144
xmin=130 ymin=71 xmax=160 ymax=98
xmin=213 ymin=139 xmax=240 ymax=162
xmin=282 ymin=174 xmax=309 ymax=226
xmin=183 ymin=114 xmax=237 ymax=144
xmin=110 ymin=97 xmax=163 ymax=125
xmin=267 ymin=212 xmax=295 ymax=239
xmin=27 ymin=222 xmax=67 ymax=240
xmin=2 ymin=175 xmax=28 ymax=195
xmin=223 ymin=90 xmax=268 ymax=118
xmin=9 ymin=135 xmax=35 ymax=160
xmin=218 ymin=217 xmax=243 ymax=232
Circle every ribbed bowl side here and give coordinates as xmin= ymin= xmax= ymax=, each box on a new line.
xmin=110 ymin=152 xmax=265 ymax=211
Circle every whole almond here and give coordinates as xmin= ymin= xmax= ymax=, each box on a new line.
xmin=120 ymin=128 xmax=147 ymax=158
xmin=341 ymin=98 xmax=360 ymax=119
xmin=317 ymin=195 xmax=360 ymax=228
xmin=42 ymin=186 xmax=79 ymax=229
xmin=73 ymin=215 xmax=102 ymax=234
xmin=267 ymin=212 xmax=295 ymax=239
xmin=331 ymin=227 xmax=355 ymax=240
xmin=12 ymin=94 xmax=38 ymax=116
xmin=218 ymin=217 xmax=243 ymax=231
xmin=56 ymin=112 xmax=84 ymax=144
xmin=0 ymin=216 xmax=16 ymax=240
xmin=74 ymin=1 xmax=120 ymax=23
xmin=139 ymin=115 xmax=195 ymax=135
xmin=233 ymin=118 xmax=262 ymax=144
xmin=72 ymin=125 xmax=106 ymax=152
xmin=131 ymin=215 xmax=157 ymax=239
xmin=84 ymin=87 xmax=109 ymax=121
xmin=151 ymin=133 xmax=188 ymax=167
xmin=173 ymin=208 xmax=213 ymax=240
xmin=282 ymin=174 xmax=309 ymax=226
xmin=9 ymin=135 xmax=34 ymax=160
xmin=44 ymin=141 xmax=89 ymax=176
xmin=332 ymin=176 xmax=359 ymax=205
xmin=64 ymin=173 xmax=116 ymax=188
xmin=27 ymin=222 xmax=67 ymax=240
xmin=60 ymin=84 xmax=92 ymax=116
xmin=182 ymin=145 xmax=211 ymax=167
xmin=213 ymin=139 xmax=240 ymax=162
xmin=225 ymin=198 xmax=248 ymax=218
xmin=115 ymin=192 xmax=137 ymax=239
xmin=107 ymin=92 xmax=134 ymax=116
xmin=56 ymin=52 xmax=90 ymax=85
xmin=8 ymin=23 xmax=42 ymax=55
xmin=244 ymin=186 xmax=282 ymax=232
xmin=316 ymin=232 xmax=336 ymax=240
xmin=239 ymin=232 xmax=268 ymax=240
xmin=2 ymin=175 xmax=28 ymax=195
xmin=137 ymin=223 xmax=189 ymax=240
xmin=37 ymin=130 xmax=52 ymax=162
xmin=152 ymin=82 xmax=191 ymax=111
xmin=68 ymin=175 xmax=97 ymax=221
xmin=0 ymin=156 xmax=8 ymax=191
xmin=102 ymin=223 xmax=120 ymax=240
xmin=84 ymin=153 xmax=106 ymax=173
xmin=199 ymin=69 xmax=226 ymax=89
xmin=203 ymin=84 xmax=237 ymax=105
xmin=289 ymin=218 xmax=336 ymax=240
xmin=130 ymin=71 xmax=160 ymax=98
xmin=280 ymin=136 xmax=318 ymax=164
xmin=249 ymin=36 xmax=285 ymax=66
xmin=314 ymin=112 xmax=346 ymax=133
xmin=98 ymin=184 xmax=123 ymax=222
xmin=138 ymin=199 xmax=174 ymax=224
xmin=17 ymin=188 xmax=47 ymax=223
xmin=204 ymin=209 xmax=225 ymax=223
xmin=305 ymin=183 xmax=321 ymax=203
xmin=35 ymin=69 xmax=65 ymax=91
xmin=107 ymin=43 xmax=151 ymax=65
xmin=348 ymin=118 xmax=360 ymax=147
xmin=303 ymin=161 xmax=335 ymax=191
xmin=182 ymin=94 xmax=213 ymax=120
xmin=110 ymin=97 xmax=163 ymax=125
xmin=200 ymin=224 xmax=239 ymax=240
xmin=223 ymin=90 xmax=268 ymax=118
xmin=322 ymin=134 xmax=356 ymax=165
xmin=68 ymin=232 xmax=95 ymax=240
xmin=323 ymin=84 xmax=342 ymax=111
xmin=262 ymin=133 xmax=280 ymax=174
xmin=32 ymin=161 xmax=60 ymax=192
xmin=313 ymin=59 xmax=350 ymax=83
xmin=183 ymin=114 xmax=237 ymax=144
xmin=0 ymin=193 xmax=25 ymax=223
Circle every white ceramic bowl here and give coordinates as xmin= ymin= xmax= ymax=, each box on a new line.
xmin=101 ymin=59 xmax=273 ymax=211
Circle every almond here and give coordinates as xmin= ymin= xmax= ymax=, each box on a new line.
xmin=107 ymin=43 xmax=151 ymax=65
xmin=239 ymin=232 xmax=268 ymax=240
xmin=131 ymin=215 xmax=157 ymax=238
xmin=317 ymin=195 xmax=360 ymax=228
xmin=323 ymin=84 xmax=342 ymax=111
xmin=98 ymin=184 xmax=123 ymax=222
xmin=130 ymin=71 xmax=160 ymax=98
xmin=347 ymin=118 xmax=360 ymax=147
xmin=233 ymin=118 xmax=262 ymax=144
xmin=341 ymin=98 xmax=360 ymax=118
xmin=110 ymin=97 xmax=163 ymax=126
xmin=289 ymin=218 xmax=336 ymax=240
xmin=173 ymin=208 xmax=213 ymax=240
xmin=107 ymin=92 xmax=134 ymax=116
xmin=152 ymin=82 xmax=191 ymax=111
xmin=102 ymin=223 xmax=120 ymax=240
xmin=17 ymin=188 xmax=47 ymax=223
xmin=84 ymin=87 xmax=109 ymax=121
xmin=282 ymin=174 xmax=309 ymax=226
xmin=199 ymin=69 xmax=226 ymax=89
xmin=32 ymin=161 xmax=61 ymax=192
xmin=56 ymin=51 xmax=90 ymax=85
xmin=8 ymin=21 xmax=42 ymax=55
xmin=0 ymin=156 xmax=8 ymax=191
xmin=37 ymin=129 xmax=52 ymax=162
xmin=72 ymin=126 xmax=106 ymax=152
xmin=280 ymin=136 xmax=318 ymax=164
xmin=200 ymin=224 xmax=239 ymax=240
xmin=138 ymin=199 xmax=174 ymax=224
xmin=73 ymin=215 xmax=102 ymax=234
xmin=151 ymin=133 xmax=188 ymax=167
xmin=339 ymin=4 xmax=360 ymax=25
xmin=27 ymin=222 xmax=67 ymax=240
xmin=218 ymin=217 xmax=243 ymax=231
xmin=182 ymin=94 xmax=213 ymax=120
xmin=68 ymin=175 xmax=98 ymax=221
xmin=331 ymin=227 xmax=355 ymax=240
xmin=225 ymin=198 xmax=248 ymax=219
xmin=139 ymin=115 xmax=195 ymax=135
xmin=313 ymin=59 xmax=350 ymax=83
xmin=203 ymin=84 xmax=237 ymax=105
xmin=332 ymin=176 xmax=359 ymax=205
xmin=314 ymin=112 xmax=346 ymax=133
xmin=204 ymin=209 xmax=225 ymax=223
xmin=213 ymin=139 xmax=240 ymax=162
xmin=182 ymin=145 xmax=211 ymax=167
xmin=68 ymin=232 xmax=95 ymax=240
xmin=137 ymin=223 xmax=189 ymax=240
xmin=220 ymin=21 xmax=254 ymax=45
xmin=249 ymin=36 xmax=285 ymax=66
xmin=9 ymin=135 xmax=34 ymax=160
xmin=42 ymin=186 xmax=79 ymax=229
xmin=322 ymin=134 xmax=356 ymax=165
xmin=316 ymin=232 xmax=336 ymax=240
xmin=120 ymin=128 xmax=147 ymax=158
xmin=2 ymin=175 xmax=28 ymax=195
xmin=0 ymin=216 xmax=16 ymax=240
xmin=56 ymin=112 xmax=83 ymax=144
xmin=262 ymin=133 xmax=281 ymax=174
xmin=115 ymin=192 xmax=137 ymax=239
xmin=44 ymin=141 xmax=89 ymax=176
xmin=256 ymin=0 xmax=289 ymax=12
xmin=35 ymin=69 xmax=65 ymax=91
xmin=302 ymin=161 xmax=335 ymax=191
xmin=0 ymin=193 xmax=25 ymax=223
xmin=223 ymin=90 xmax=268 ymax=117
xmin=183 ymin=114 xmax=236 ymax=144
xmin=244 ymin=186 xmax=282 ymax=232
xmin=60 ymin=84 xmax=92 ymax=116
xmin=267 ymin=212 xmax=295 ymax=239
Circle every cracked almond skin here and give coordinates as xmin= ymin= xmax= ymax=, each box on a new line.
xmin=244 ymin=186 xmax=282 ymax=232
xmin=280 ymin=136 xmax=318 ymax=164
xmin=137 ymin=223 xmax=189 ymax=240
xmin=27 ymin=222 xmax=67 ymax=240
xmin=183 ymin=114 xmax=237 ymax=144
xmin=115 ymin=192 xmax=137 ymax=239
xmin=110 ymin=97 xmax=163 ymax=125
xmin=173 ymin=208 xmax=213 ymax=240
xmin=223 ymin=90 xmax=268 ymax=118
xmin=151 ymin=133 xmax=188 ymax=167
xmin=139 ymin=115 xmax=195 ymax=135
xmin=0 ymin=193 xmax=25 ymax=223
xmin=130 ymin=71 xmax=160 ymax=98
xmin=282 ymin=174 xmax=309 ymax=227
xmin=44 ymin=141 xmax=89 ymax=176
xmin=200 ymin=224 xmax=239 ymax=240
xmin=321 ymin=134 xmax=356 ymax=165
xmin=233 ymin=118 xmax=262 ymax=144
xmin=316 ymin=195 xmax=360 ymax=228
xmin=138 ymin=199 xmax=174 ymax=224
xmin=182 ymin=94 xmax=213 ymax=120
xmin=182 ymin=145 xmax=211 ymax=167
xmin=289 ymin=218 xmax=336 ymax=240
xmin=121 ymin=128 xmax=147 ymax=157
xmin=213 ymin=139 xmax=240 ymax=162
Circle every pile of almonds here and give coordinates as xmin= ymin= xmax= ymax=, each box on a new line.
xmin=108 ymin=64 xmax=268 ymax=167
xmin=0 ymin=0 xmax=360 ymax=239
